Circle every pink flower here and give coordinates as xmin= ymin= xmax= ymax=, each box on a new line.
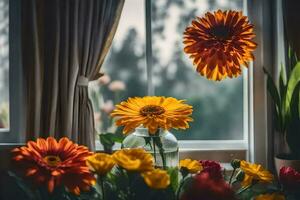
xmin=98 ymin=74 xmax=111 ymax=85
xmin=101 ymin=100 xmax=115 ymax=114
xmin=280 ymin=166 xmax=300 ymax=192
xmin=108 ymin=81 xmax=126 ymax=92
xmin=199 ymin=160 xmax=223 ymax=180
xmin=181 ymin=172 xmax=236 ymax=200
xmin=94 ymin=112 xmax=101 ymax=121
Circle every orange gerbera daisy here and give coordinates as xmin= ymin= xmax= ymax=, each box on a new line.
xmin=183 ymin=10 xmax=257 ymax=81
xmin=111 ymin=96 xmax=193 ymax=134
xmin=12 ymin=137 xmax=96 ymax=195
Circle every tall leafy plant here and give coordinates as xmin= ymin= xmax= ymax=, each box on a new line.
xmin=264 ymin=51 xmax=300 ymax=158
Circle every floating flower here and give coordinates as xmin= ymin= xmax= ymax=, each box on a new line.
xmin=255 ymin=193 xmax=285 ymax=200
xmin=183 ymin=10 xmax=257 ymax=81
xmin=111 ymin=96 xmax=193 ymax=134
xmin=112 ymin=148 xmax=154 ymax=172
xmin=279 ymin=166 xmax=300 ymax=192
xmin=180 ymin=159 xmax=203 ymax=174
xmin=142 ymin=169 xmax=170 ymax=189
xmin=199 ymin=160 xmax=223 ymax=180
xmin=86 ymin=153 xmax=115 ymax=176
xmin=180 ymin=172 xmax=236 ymax=200
xmin=240 ymin=160 xmax=274 ymax=187
xmin=98 ymin=74 xmax=111 ymax=85
xmin=108 ymin=80 xmax=126 ymax=92
xmin=12 ymin=137 xmax=95 ymax=195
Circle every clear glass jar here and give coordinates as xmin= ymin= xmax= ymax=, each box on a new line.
xmin=122 ymin=127 xmax=179 ymax=168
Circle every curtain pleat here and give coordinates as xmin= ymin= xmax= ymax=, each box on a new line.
xmin=22 ymin=0 xmax=124 ymax=149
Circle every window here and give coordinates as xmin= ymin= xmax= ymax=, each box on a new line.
xmin=0 ymin=0 xmax=23 ymax=143
xmin=0 ymin=0 xmax=9 ymax=130
xmin=90 ymin=0 xmax=248 ymax=147
xmin=89 ymin=0 xmax=250 ymax=157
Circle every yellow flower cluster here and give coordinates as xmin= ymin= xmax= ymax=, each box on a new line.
xmin=255 ymin=193 xmax=285 ymax=200
xmin=240 ymin=160 xmax=274 ymax=187
xmin=112 ymin=148 xmax=154 ymax=172
xmin=86 ymin=153 xmax=115 ymax=176
xmin=142 ymin=169 xmax=170 ymax=189
xmin=87 ymin=148 xmax=170 ymax=189
xmin=179 ymin=159 xmax=203 ymax=174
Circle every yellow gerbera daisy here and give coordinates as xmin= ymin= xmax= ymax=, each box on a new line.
xmin=141 ymin=169 xmax=170 ymax=189
xmin=86 ymin=153 xmax=115 ymax=176
xmin=240 ymin=160 xmax=274 ymax=187
xmin=180 ymin=159 xmax=203 ymax=174
xmin=112 ymin=148 xmax=154 ymax=172
xmin=111 ymin=96 xmax=193 ymax=134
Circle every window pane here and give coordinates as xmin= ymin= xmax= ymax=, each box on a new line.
xmin=151 ymin=0 xmax=245 ymax=140
xmin=0 ymin=0 xmax=9 ymax=129
xmin=89 ymin=0 xmax=146 ymax=133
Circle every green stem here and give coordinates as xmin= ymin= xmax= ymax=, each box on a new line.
xmin=152 ymin=136 xmax=157 ymax=164
xmin=229 ymin=168 xmax=236 ymax=185
xmin=100 ymin=178 xmax=105 ymax=200
xmin=154 ymin=136 xmax=166 ymax=169
xmin=236 ymin=183 xmax=254 ymax=195
xmin=176 ymin=176 xmax=188 ymax=200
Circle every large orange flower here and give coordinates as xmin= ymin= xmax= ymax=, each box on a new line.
xmin=183 ymin=10 xmax=257 ymax=81
xmin=12 ymin=137 xmax=96 ymax=195
xmin=111 ymin=96 xmax=193 ymax=134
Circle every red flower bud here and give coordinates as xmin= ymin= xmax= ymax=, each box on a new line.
xmin=199 ymin=160 xmax=223 ymax=180
xmin=279 ymin=166 xmax=300 ymax=192
xmin=180 ymin=172 xmax=236 ymax=200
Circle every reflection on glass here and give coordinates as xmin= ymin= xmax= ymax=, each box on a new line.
xmin=0 ymin=0 xmax=9 ymax=129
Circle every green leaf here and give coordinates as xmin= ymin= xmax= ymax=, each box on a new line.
xmin=7 ymin=171 xmax=37 ymax=200
xmin=288 ymin=46 xmax=292 ymax=60
xmin=279 ymin=63 xmax=286 ymax=100
xmin=167 ymin=167 xmax=179 ymax=192
xmin=283 ymin=62 xmax=300 ymax=120
xmin=290 ymin=82 xmax=300 ymax=119
xmin=99 ymin=133 xmax=124 ymax=146
xmin=263 ymin=67 xmax=281 ymax=115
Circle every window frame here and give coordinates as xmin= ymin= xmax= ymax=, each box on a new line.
xmin=0 ymin=0 xmax=24 ymax=144
xmin=96 ymin=0 xmax=255 ymax=163
xmin=246 ymin=0 xmax=274 ymax=167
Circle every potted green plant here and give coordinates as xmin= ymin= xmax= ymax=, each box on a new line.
xmin=264 ymin=51 xmax=300 ymax=174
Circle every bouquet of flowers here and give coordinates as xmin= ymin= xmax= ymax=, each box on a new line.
xmin=9 ymin=136 xmax=300 ymax=200
xmin=10 ymin=138 xmax=175 ymax=200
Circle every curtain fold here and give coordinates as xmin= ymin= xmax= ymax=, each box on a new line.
xmin=22 ymin=0 xmax=124 ymax=149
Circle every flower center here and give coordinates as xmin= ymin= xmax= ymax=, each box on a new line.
xmin=44 ymin=155 xmax=61 ymax=167
xmin=140 ymin=105 xmax=165 ymax=116
xmin=210 ymin=25 xmax=231 ymax=41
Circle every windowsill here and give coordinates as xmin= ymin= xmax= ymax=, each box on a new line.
xmin=95 ymin=140 xmax=247 ymax=162
xmin=95 ymin=140 xmax=248 ymax=151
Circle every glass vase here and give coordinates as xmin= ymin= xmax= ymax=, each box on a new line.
xmin=122 ymin=127 xmax=179 ymax=168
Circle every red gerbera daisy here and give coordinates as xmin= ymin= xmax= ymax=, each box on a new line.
xmin=12 ymin=137 xmax=96 ymax=195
